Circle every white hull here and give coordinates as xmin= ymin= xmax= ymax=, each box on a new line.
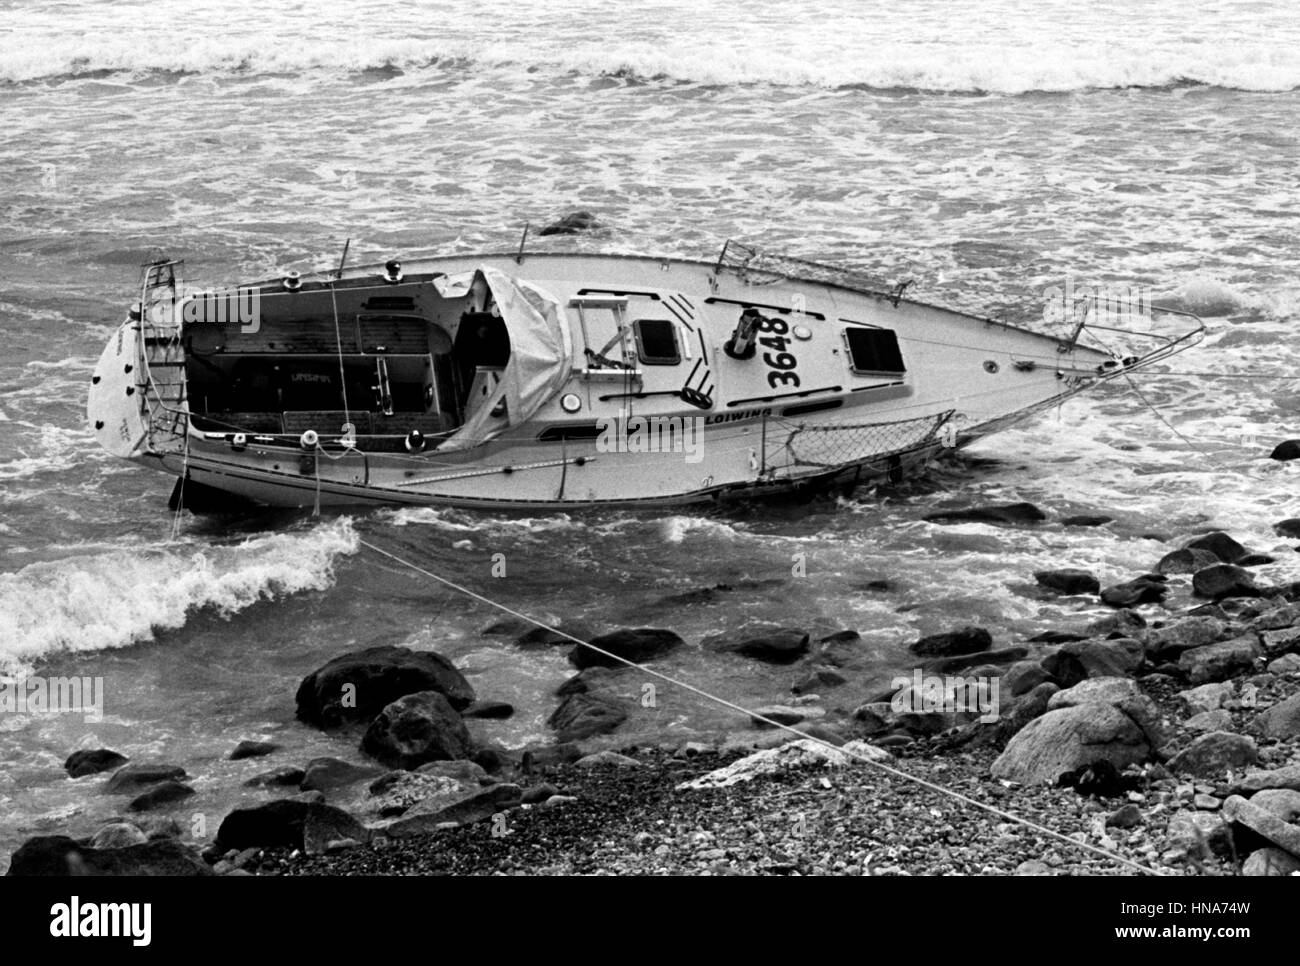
xmin=88 ymin=245 xmax=1202 ymax=510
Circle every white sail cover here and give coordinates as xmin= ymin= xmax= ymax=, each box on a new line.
xmin=437 ymin=266 xmax=573 ymax=451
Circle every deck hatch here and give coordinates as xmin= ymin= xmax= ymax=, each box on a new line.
xmin=632 ymin=319 xmax=681 ymax=366
xmin=843 ymin=328 xmax=906 ymax=375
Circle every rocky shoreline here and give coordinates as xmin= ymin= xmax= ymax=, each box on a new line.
xmin=8 ymin=502 xmax=1300 ymax=876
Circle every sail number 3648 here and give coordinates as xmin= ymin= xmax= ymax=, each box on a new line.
xmin=758 ymin=316 xmax=800 ymax=389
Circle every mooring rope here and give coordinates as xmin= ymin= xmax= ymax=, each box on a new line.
xmin=356 ymin=536 xmax=1163 ymax=876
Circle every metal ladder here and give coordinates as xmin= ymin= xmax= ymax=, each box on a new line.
xmin=138 ymin=260 xmax=189 ymax=449
xmin=569 ymin=295 xmax=640 ymax=379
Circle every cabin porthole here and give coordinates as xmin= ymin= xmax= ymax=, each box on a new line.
xmin=282 ymin=271 xmax=302 ymax=292
xmin=405 ymin=430 xmax=425 ymax=453
xmin=299 ymin=430 xmax=319 ymax=449
xmin=983 ymin=360 xmax=1000 ymax=374
xmin=560 ymin=393 xmax=582 ymax=413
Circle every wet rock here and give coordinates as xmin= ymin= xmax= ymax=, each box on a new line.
xmin=295 ymin=645 xmax=475 ymax=728
xmin=1250 ymin=603 xmax=1300 ymax=631
xmin=1268 ymin=653 xmax=1300 ymax=675
xmin=1184 ymin=709 xmax=1232 ymax=732
xmin=520 ymin=743 xmax=583 ymax=773
xmin=521 ymin=783 xmax=559 ymax=804
xmin=1100 ymin=576 xmax=1168 ymax=608
xmin=1177 ymin=637 xmax=1259 ymax=685
xmin=547 ymin=691 xmax=630 ymax=742
xmin=65 ymin=749 xmax=128 ymax=779
xmin=1178 ymin=681 xmax=1235 ymax=716
xmin=386 ymin=783 xmax=523 ymax=837
xmin=91 ymin=823 xmax=148 ymax=850
xmin=1154 ymin=548 xmax=1220 ymax=575
xmin=1168 ymin=732 xmax=1258 ymax=778
xmin=1165 ymin=810 xmax=1233 ymax=858
xmin=1257 ymin=691 xmax=1300 ymax=740
xmin=928 ymin=645 xmax=1027 ymax=674
xmin=1084 ymin=609 xmax=1147 ymax=639
xmin=750 ymin=705 xmax=820 ymax=728
xmin=791 ymin=666 xmax=847 ymax=695
xmin=537 ymin=210 xmax=600 ymax=236
xmin=1192 ymin=564 xmax=1260 ymax=600
xmin=922 ymin=502 xmax=1046 ymax=525
xmin=1259 ymin=626 xmax=1300 ymax=656
xmin=103 ymin=764 xmax=187 ymax=795
xmin=303 ymin=805 xmax=370 ymax=856
xmin=127 ymin=780 xmax=195 ymax=812
xmin=991 ymin=704 xmax=1153 ymax=785
xmin=814 ymin=630 xmax=862 ymax=668
xmin=1269 ymin=439 xmax=1300 ymax=461
xmin=569 ymin=627 xmax=685 ymax=669
xmin=1237 ymin=553 xmax=1276 ymax=567
xmin=1048 ymin=638 xmax=1145 ymax=682
xmin=1034 ymin=569 xmax=1100 ymax=595
xmin=515 ymin=627 xmax=578 ymax=648
xmin=6 ymin=835 xmax=212 ymax=876
xmin=414 ymin=760 xmax=491 ymax=785
xmin=242 ymin=766 xmax=305 ymax=789
xmin=1146 ymin=616 xmax=1228 ymax=659
xmin=1028 ymin=630 xmax=1089 ymax=644
xmin=463 ymin=700 xmax=515 ymax=720
xmin=1243 ymin=847 xmax=1300 ymax=876
xmin=362 ymin=692 xmax=473 ymax=769
xmin=574 ymin=751 xmax=641 ymax=768
xmin=702 ymin=624 xmax=810 ymax=664
xmin=1184 ymin=531 xmax=1249 ymax=564
xmin=226 ymin=740 xmax=276 ymax=761
xmin=1227 ymin=764 xmax=1300 ymax=795
xmin=1106 ymin=803 xmax=1143 ymax=828
xmin=1250 ymin=789 xmax=1300 ymax=823
xmin=480 ymin=617 xmax=532 ymax=637
xmin=1060 ymin=514 xmax=1114 ymax=527
xmin=1274 ymin=518 xmax=1300 ymax=539
xmin=1222 ymin=795 xmax=1300 ymax=857
xmin=300 ymin=757 xmax=384 ymax=793
xmin=909 ymin=626 xmax=992 ymax=658
xmin=217 ymin=800 xmax=361 ymax=853
xmin=1004 ymin=661 xmax=1053 ymax=697
xmin=555 ymin=666 xmax=623 ymax=697
xmin=1047 ymin=677 xmax=1166 ymax=747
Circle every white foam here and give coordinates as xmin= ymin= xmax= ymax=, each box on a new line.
xmin=0 ymin=518 xmax=359 ymax=674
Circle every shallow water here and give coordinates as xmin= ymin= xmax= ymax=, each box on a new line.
xmin=2 ymin=0 xmax=1299 ymax=863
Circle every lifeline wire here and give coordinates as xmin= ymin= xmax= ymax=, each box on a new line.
xmin=357 ymin=536 xmax=1164 ymax=876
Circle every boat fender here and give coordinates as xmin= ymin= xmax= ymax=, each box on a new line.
xmin=405 ymin=429 xmax=425 ymax=453
xmin=282 ymin=271 xmax=302 ymax=292
xmin=128 ymin=302 xmax=142 ymax=321
xmin=382 ymin=259 xmax=403 ymax=284
xmin=299 ymin=430 xmax=319 ymax=449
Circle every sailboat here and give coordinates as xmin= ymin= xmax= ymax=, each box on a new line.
xmin=87 ymin=240 xmax=1202 ymax=509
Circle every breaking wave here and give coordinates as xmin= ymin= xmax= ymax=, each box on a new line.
xmin=0 ymin=518 xmax=359 ymax=673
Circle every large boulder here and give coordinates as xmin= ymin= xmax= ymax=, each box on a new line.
xmin=361 ymin=691 xmax=472 ymax=769
xmin=1100 ymin=576 xmax=1168 ymax=608
xmin=1192 ymin=564 xmax=1260 ymax=600
xmin=1257 ymin=691 xmax=1300 ymax=740
xmin=702 ymin=624 xmax=809 ymax=664
xmin=299 ymin=757 xmax=384 ymax=793
xmin=923 ymin=502 xmax=1045 ymax=525
xmin=547 ymin=692 xmax=630 ymax=742
xmin=1273 ymin=518 xmax=1300 ymax=539
xmin=1243 ymin=848 xmax=1300 ymax=876
xmin=991 ymin=705 xmax=1152 ymax=784
xmin=102 ymin=764 xmax=186 ymax=795
xmin=1044 ymin=639 xmax=1144 ymax=684
xmin=1226 ymin=764 xmax=1300 ymax=795
xmin=569 ymin=628 xmax=685 ymax=669
xmin=1146 ymin=617 xmax=1228 ymax=659
xmin=1046 ymin=677 xmax=1167 ymax=748
xmin=909 ymin=626 xmax=992 ymax=658
xmin=1222 ymin=795 xmax=1300 ymax=857
xmin=385 ymin=784 xmax=523 ymax=838
xmin=216 ymin=800 xmax=363 ymax=852
xmin=1177 ymin=637 xmax=1259 ymax=684
xmin=1154 ymin=548 xmax=1221 ymax=575
xmin=1034 ymin=569 xmax=1100 ymax=595
xmin=1184 ymin=531 xmax=1249 ymax=564
xmin=537 ymin=210 xmax=600 ymax=236
xmin=1168 ymin=731 xmax=1258 ymax=778
xmin=295 ymin=645 xmax=475 ymax=728
xmin=6 ymin=836 xmax=211 ymax=876
xmin=127 ymin=780 xmax=195 ymax=812
xmin=64 ymin=749 xmax=128 ymax=778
